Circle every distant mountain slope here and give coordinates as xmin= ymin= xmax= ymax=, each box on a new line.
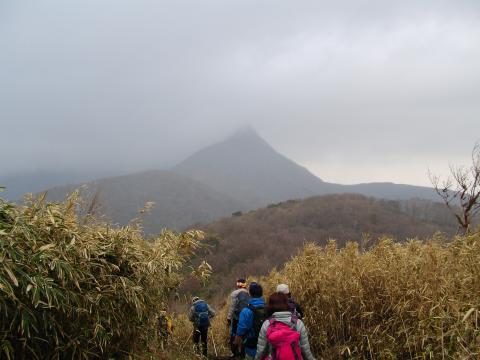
xmin=45 ymin=170 xmax=245 ymax=232
xmin=175 ymin=128 xmax=439 ymax=208
xmin=0 ymin=170 xmax=90 ymax=201
xmin=23 ymin=128 xmax=442 ymax=233
xmin=174 ymin=127 xmax=327 ymax=208
xmin=189 ymin=194 xmax=457 ymax=297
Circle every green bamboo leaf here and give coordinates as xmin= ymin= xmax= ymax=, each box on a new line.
xmin=4 ymin=267 xmax=18 ymax=287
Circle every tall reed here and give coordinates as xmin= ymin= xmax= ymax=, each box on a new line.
xmin=262 ymin=235 xmax=480 ymax=358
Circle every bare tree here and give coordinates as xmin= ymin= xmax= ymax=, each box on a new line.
xmin=430 ymin=143 xmax=480 ymax=234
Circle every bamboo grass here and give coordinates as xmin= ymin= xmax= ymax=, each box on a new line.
xmin=0 ymin=192 xmax=204 ymax=359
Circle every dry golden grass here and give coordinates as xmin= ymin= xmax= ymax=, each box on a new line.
xmin=168 ymin=234 xmax=480 ymax=358
xmin=260 ymin=234 xmax=480 ymax=359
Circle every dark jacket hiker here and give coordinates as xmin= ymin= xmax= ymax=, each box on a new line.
xmin=277 ymin=283 xmax=304 ymax=319
xmin=189 ymin=297 xmax=216 ymax=357
xmin=235 ymin=282 xmax=266 ymax=359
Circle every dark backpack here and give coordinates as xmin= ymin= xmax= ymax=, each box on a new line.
xmin=244 ymin=304 xmax=267 ymax=349
xmin=233 ymin=291 xmax=250 ymax=320
xmin=193 ymin=301 xmax=210 ymax=328
xmin=288 ymin=298 xmax=302 ymax=319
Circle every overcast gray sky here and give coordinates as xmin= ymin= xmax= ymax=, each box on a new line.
xmin=1 ymin=0 xmax=479 ymax=186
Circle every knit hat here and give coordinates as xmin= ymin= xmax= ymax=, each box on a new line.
xmin=249 ymin=282 xmax=263 ymax=298
xmin=276 ymin=284 xmax=290 ymax=294
xmin=192 ymin=296 xmax=200 ymax=303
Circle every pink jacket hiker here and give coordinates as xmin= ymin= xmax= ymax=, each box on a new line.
xmin=255 ymin=311 xmax=315 ymax=360
xmin=265 ymin=317 xmax=303 ymax=359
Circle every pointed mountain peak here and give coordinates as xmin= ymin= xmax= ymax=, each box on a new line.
xmin=230 ymin=125 xmax=260 ymax=139
xmin=174 ymin=126 xmax=325 ymax=207
xmin=225 ymin=126 xmax=271 ymax=149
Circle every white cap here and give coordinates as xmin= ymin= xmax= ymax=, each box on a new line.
xmin=276 ymin=284 xmax=290 ymax=294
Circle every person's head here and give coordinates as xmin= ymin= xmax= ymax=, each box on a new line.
xmin=192 ymin=296 xmax=200 ymax=304
xmin=248 ymin=282 xmax=263 ymax=298
xmin=267 ymin=292 xmax=289 ymax=316
xmin=276 ymin=283 xmax=291 ymax=297
xmin=236 ymin=278 xmax=247 ymax=289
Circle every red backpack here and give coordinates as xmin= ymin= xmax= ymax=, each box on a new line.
xmin=265 ymin=317 xmax=303 ymax=360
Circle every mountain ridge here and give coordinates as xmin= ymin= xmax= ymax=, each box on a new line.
xmin=9 ymin=128 xmax=442 ymax=231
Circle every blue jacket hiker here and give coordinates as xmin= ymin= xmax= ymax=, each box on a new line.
xmin=234 ymin=283 xmax=266 ymax=359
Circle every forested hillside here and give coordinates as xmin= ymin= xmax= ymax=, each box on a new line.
xmin=189 ymin=194 xmax=457 ymax=297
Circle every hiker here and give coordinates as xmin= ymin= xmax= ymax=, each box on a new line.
xmin=255 ymin=292 xmax=315 ymax=360
xmin=189 ymin=296 xmax=216 ymax=357
xmin=277 ymin=283 xmax=304 ymax=319
xmin=234 ymin=282 xmax=266 ymax=360
xmin=228 ymin=278 xmax=250 ymax=357
xmin=157 ymin=310 xmax=173 ymax=351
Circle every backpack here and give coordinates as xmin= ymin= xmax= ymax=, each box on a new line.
xmin=193 ymin=301 xmax=210 ymax=328
xmin=244 ymin=304 xmax=267 ymax=349
xmin=233 ymin=290 xmax=250 ymax=320
xmin=265 ymin=317 xmax=303 ymax=360
xmin=287 ymin=298 xmax=301 ymax=319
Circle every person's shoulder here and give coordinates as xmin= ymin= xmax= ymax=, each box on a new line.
xmin=240 ymin=305 xmax=253 ymax=316
xmin=260 ymin=318 xmax=271 ymax=330
xmin=294 ymin=318 xmax=306 ymax=330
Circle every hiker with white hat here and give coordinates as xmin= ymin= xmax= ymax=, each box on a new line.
xmin=276 ymin=284 xmax=304 ymax=319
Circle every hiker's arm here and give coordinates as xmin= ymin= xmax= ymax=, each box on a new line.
xmin=227 ymin=292 xmax=236 ymax=320
xmin=254 ymin=321 xmax=269 ymax=360
xmin=235 ymin=309 xmax=252 ymax=337
xmin=296 ymin=303 xmax=304 ymax=319
xmin=298 ymin=321 xmax=316 ymax=360
xmin=208 ymin=304 xmax=216 ymax=317
xmin=188 ymin=306 xmax=195 ymax=322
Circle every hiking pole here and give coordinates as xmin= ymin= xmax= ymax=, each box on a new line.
xmin=211 ymin=331 xmax=218 ymax=357
xmin=179 ymin=332 xmax=193 ymax=353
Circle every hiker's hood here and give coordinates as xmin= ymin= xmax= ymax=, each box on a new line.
xmin=249 ymin=297 xmax=265 ymax=307
xmin=271 ymin=311 xmax=296 ymax=325
xmin=232 ymin=288 xmax=248 ymax=296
